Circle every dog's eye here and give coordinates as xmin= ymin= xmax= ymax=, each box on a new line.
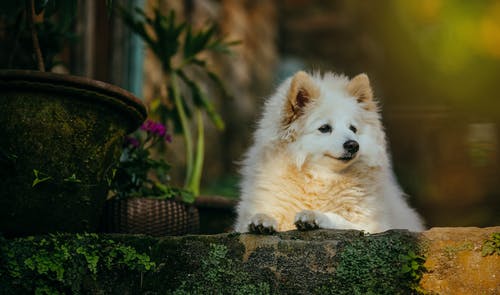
xmin=318 ymin=124 xmax=332 ymax=133
xmin=349 ymin=125 xmax=357 ymax=133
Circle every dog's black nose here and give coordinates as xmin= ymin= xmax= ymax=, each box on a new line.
xmin=343 ymin=140 xmax=359 ymax=154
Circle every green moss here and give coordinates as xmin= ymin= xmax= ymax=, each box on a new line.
xmin=0 ymin=233 xmax=155 ymax=294
xmin=172 ymin=243 xmax=271 ymax=295
xmin=482 ymin=232 xmax=500 ymax=256
xmin=315 ymin=231 xmax=426 ymax=295
xmin=442 ymin=242 xmax=474 ymax=259
xmin=0 ymin=231 xmax=434 ymax=294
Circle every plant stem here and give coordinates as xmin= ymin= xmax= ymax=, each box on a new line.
xmin=188 ymin=110 xmax=204 ymax=196
xmin=26 ymin=0 xmax=45 ymax=72
xmin=171 ymin=72 xmax=194 ymax=190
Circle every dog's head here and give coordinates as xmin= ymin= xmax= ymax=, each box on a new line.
xmin=279 ymin=71 xmax=387 ymax=172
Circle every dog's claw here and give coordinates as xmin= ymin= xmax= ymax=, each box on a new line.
xmin=248 ymin=213 xmax=277 ymax=234
xmin=294 ymin=210 xmax=321 ymax=231
xmin=249 ymin=223 xmax=276 ymax=234
xmin=294 ymin=219 xmax=319 ymax=231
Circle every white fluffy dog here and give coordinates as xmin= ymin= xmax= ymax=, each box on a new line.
xmin=234 ymin=71 xmax=424 ymax=233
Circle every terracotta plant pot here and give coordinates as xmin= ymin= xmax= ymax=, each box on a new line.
xmin=101 ymin=198 xmax=199 ymax=236
xmin=0 ymin=70 xmax=146 ymax=236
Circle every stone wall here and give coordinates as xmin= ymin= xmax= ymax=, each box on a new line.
xmin=420 ymin=227 xmax=500 ymax=294
xmin=1 ymin=227 xmax=499 ymax=294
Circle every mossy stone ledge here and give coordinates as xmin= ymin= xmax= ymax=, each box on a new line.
xmin=1 ymin=227 xmax=498 ymax=294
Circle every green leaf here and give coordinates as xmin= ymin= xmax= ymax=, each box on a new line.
xmin=481 ymin=233 xmax=500 ymax=256
xmin=207 ymin=39 xmax=241 ymax=54
xmin=206 ymin=70 xmax=230 ymax=99
xmin=63 ymin=174 xmax=82 ymax=183
xmin=411 ymin=260 xmax=419 ymax=270
xmin=119 ymin=6 xmax=156 ymax=53
xmin=32 ymin=169 xmax=52 ymax=187
xmin=180 ymin=190 xmax=195 ymax=203
xmin=183 ymin=25 xmax=193 ymax=59
xmin=191 ymin=58 xmax=207 ymax=67
xmin=183 ymin=23 xmax=216 ymax=59
xmin=178 ymin=70 xmax=225 ymax=130
xmin=150 ymin=8 xmax=186 ymax=71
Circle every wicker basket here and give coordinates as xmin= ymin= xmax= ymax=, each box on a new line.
xmin=101 ymin=198 xmax=199 ymax=236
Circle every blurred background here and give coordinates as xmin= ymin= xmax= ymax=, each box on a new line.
xmin=2 ymin=0 xmax=499 ymax=228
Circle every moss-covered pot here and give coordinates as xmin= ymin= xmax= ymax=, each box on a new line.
xmin=0 ymin=70 xmax=147 ymax=236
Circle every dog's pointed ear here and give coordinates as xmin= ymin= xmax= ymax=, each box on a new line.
xmin=347 ymin=73 xmax=377 ymax=111
xmin=347 ymin=74 xmax=373 ymax=103
xmin=284 ymin=71 xmax=319 ymax=124
xmin=347 ymin=73 xmax=372 ymax=103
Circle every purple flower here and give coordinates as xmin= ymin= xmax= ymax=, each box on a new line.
xmin=140 ymin=120 xmax=155 ymax=132
xmin=124 ymin=136 xmax=140 ymax=148
xmin=153 ymin=123 xmax=166 ymax=137
xmin=140 ymin=120 xmax=170 ymax=141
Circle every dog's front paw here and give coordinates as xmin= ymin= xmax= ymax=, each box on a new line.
xmin=248 ymin=213 xmax=278 ymax=234
xmin=294 ymin=210 xmax=322 ymax=231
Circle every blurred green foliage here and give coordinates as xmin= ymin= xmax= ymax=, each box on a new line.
xmin=120 ymin=4 xmax=238 ymax=196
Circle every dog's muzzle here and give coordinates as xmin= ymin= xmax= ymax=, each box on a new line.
xmin=339 ymin=140 xmax=359 ymax=161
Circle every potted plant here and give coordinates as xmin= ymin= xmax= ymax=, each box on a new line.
xmin=0 ymin=0 xmax=147 ymax=236
xmin=102 ymin=119 xmax=198 ymax=236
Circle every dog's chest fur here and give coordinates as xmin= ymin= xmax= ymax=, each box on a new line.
xmin=260 ymin=158 xmax=380 ymax=229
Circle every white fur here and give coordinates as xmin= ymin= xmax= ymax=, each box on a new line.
xmin=235 ymin=71 xmax=424 ymax=233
